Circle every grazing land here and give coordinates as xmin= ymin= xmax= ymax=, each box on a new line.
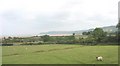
xmin=2 ymin=44 xmax=118 ymax=64
xmin=0 ymin=47 xmax=2 ymax=66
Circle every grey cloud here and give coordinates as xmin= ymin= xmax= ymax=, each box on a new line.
xmin=0 ymin=0 xmax=118 ymax=36
xmin=1 ymin=10 xmax=23 ymax=23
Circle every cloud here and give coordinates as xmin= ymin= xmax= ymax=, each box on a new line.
xmin=0 ymin=0 xmax=119 ymax=36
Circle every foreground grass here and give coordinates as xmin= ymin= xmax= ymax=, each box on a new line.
xmin=2 ymin=44 xmax=118 ymax=64
xmin=0 ymin=46 xmax=2 ymax=66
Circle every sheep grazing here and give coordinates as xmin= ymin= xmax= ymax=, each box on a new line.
xmin=96 ymin=56 xmax=103 ymax=61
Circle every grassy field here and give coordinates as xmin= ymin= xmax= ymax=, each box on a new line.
xmin=0 ymin=46 xmax=2 ymax=66
xmin=2 ymin=44 xmax=118 ymax=64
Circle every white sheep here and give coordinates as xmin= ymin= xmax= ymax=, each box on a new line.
xmin=96 ymin=56 xmax=103 ymax=61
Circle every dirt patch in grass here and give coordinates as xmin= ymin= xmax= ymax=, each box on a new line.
xmin=33 ymin=50 xmax=45 ymax=53
xmin=3 ymin=53 xmax=19 ymax=56
xmin=48 ymin=49 xmax=61 ymax=51
xmin=63 ymin=47 xmax=77 ymax=49
xmin=3 ymin=46 xmax=79 ymax=56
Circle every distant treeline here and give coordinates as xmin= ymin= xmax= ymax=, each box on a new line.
xmin=1 ymin=27 xmax=119 ymax=46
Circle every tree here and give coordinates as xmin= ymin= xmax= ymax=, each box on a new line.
xmin=72 ymin=33 xmax=75 ymax=36
xmin=82 ymin=31 xmax=93 ymax=35
xmin=82 ymin=32 xmax=88 ymax=35
xmin=116 ymin=19 xmax=120 ymax=44
xmin=41 ymin=35 xmax=50 ymax=42
xmin=2 ymin=37 xmax=7 ymax=44
xmin=92 ymin=28 xmax=107 ymax=43
xmin=116 ymin=19 xmax=120 ymax=29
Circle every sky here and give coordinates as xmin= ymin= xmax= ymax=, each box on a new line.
xmin=0 ymin=0 xmax=119 ymax=37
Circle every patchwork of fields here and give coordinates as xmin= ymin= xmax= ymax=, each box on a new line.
xmin=2 ymin=44 xmax=118 ymax=64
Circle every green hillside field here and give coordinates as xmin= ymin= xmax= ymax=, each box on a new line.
xmin=2 ymin=44 xmax=118 ymax=64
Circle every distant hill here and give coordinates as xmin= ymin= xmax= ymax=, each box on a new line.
xmin=102 ymin=26 xmax=118 ymax=33
xmin=39 ymin=26 xmax=118 ymax=36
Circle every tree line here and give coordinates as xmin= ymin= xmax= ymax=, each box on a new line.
xmin=2 ymin=27 xmax=119 ymax=45
xmin=2 ymin=22 xmax=120 ymax=45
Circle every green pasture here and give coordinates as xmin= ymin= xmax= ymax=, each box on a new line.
xmin=2 ymin=44 xmax=118 ymax=64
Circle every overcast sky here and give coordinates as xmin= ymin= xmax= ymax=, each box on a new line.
xmin=0 ymin=0 xmax=119 ymax=36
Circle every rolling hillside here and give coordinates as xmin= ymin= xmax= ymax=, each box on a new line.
xmin=39 ymin=26 xmax=118 ymax=36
